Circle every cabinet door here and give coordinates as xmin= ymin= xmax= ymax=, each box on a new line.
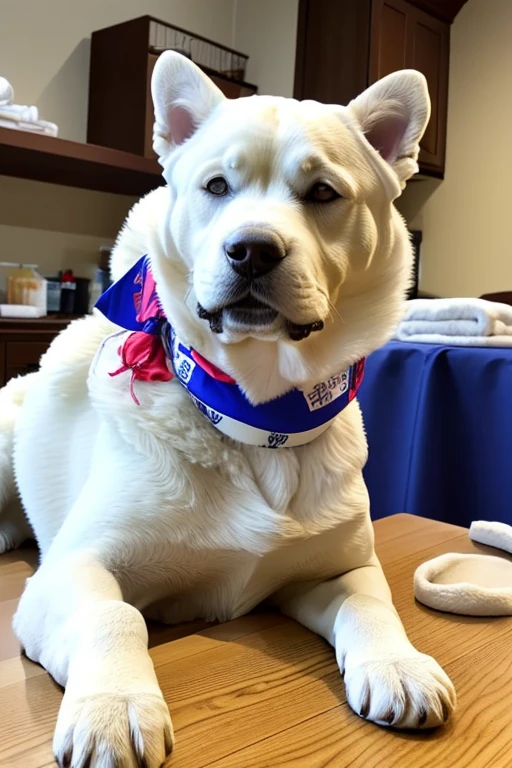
xmin=369 ymin=0 xmax=410 ymax=82
xmin=369 ymin=0 xmax=449 ymax=176
xmin=5 ymin=341 xmax=50 ymax=383
xmin=408 ymin=4 xmax=449 ymax=174
xmin=294 ymin=0 xmax=372 ymax=106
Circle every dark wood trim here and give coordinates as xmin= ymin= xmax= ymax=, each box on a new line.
xmin=293 ymin=0 xmax=310 ymax=99
xmin=406 ymin=0 xmax=468 ymax=23
xmin=0 ymin=317 xmax=77 ymax=333
xmin=0 ymin=127 xmax=163 ymax=196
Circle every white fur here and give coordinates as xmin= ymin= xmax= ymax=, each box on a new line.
xmin=0 ymin=54 xmax=454 ymax=768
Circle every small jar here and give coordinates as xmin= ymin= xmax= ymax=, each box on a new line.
xmin=60 ymin=280 xmax=76 ymax=314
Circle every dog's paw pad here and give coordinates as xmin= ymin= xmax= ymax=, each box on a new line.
xmin=344 ymin=652 xmax=456 ymax=729
xmin=53 ymin=692 xmax=174 ymax=768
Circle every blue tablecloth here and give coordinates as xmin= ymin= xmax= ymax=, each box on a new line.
xmin=358 ymin=341 xmax=512 ymax=527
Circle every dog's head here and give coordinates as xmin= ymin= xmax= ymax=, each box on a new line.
xmin=120 ymin=53 xmax=429 ymax=402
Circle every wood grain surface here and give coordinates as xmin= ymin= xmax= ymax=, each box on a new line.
xmin=0 ymin=513 xmax=511 ymax=767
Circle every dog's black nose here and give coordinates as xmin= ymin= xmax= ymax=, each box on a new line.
xmin=224 ymin=232 xmax=285 ymax=279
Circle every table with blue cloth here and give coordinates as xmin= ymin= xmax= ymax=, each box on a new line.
xmin=357 ymin=341 xmax=512 ymax=527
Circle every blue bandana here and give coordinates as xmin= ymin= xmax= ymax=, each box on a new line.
xmin=95 ymin=256 xmax=365 ymax=448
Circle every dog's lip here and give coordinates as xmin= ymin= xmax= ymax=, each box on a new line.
xmin=197 ymin=296 xmax=325 ymax=340
xmin=226 ymin=295 xmax=273 ymax=312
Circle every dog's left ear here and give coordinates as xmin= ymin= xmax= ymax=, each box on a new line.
xmin=152 ymin=51 xmax=226 ymax=165
xmin=348 ymin=70 xmax=430 ymax=186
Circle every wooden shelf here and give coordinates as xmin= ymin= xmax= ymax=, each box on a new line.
xmin=0 ymin=315 xmax=77 ymax=333
xmin=0 ymin=127 xmax=164 ymax=196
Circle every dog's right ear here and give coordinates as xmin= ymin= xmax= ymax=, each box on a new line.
xmin=347 ymin=70 xmax=430 ymax=187
xmin=152 ymin=51 xmax=226 ymax=165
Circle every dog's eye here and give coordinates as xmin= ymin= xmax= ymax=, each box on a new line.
xmin=206 ymin=176 xmax=229 ymax=196
xmin=306 ymin=183 xmax=340 ymax=203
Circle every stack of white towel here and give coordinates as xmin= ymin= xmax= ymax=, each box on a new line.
xmin=0 ymin=76 xmax=58 ymax=137
xmin=395 ymin=297 xmax=512 ymax=347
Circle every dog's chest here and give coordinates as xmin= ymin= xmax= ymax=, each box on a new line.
xmin=88 ymin=348 xmax=368 ymax=620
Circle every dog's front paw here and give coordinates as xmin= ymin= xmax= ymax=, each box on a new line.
xmin=343 ymin=650 xmax=456 ymax=729
xmin=53 ymin=692 xmax=174 ymax=768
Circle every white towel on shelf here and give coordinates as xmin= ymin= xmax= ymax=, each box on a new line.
xmin=0 ymin=116 xmax=58 ymax=137
xmin=414 ymin=520 xmax=512 ymax=616
xmin=0 ymin=75 xmax=58 ymax=136
xmin=0 ymin=304 xmax=46 ymax=318
xmin=395 ymin=298 xmax=512 ymax=346
xmin=0 ymin=104 xmax=38 ymax=121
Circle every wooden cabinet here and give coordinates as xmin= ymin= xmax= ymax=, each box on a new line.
xmin=5 ymin=342 xmax=49 ymax=381
xmin=88 ymin=16 xmax=257 ymax=160
xmin=0 ymin=319 xmax=72 ymax=387
xmin=294 ymin=1 xmax=372 ymax=111
xmin=369 ymin=0 xmax=449 ymax=174
xmin=294 ymin=0 xmax=466 ymax=177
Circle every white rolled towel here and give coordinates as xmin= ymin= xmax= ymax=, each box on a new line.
xmin=396 ymin=298 xmax=512 ymax=346
xmin=0 ymin=76 xmax=57 ymax=135
xmin=0 ymin=117 xmax=58 ymax=137
xmin=414 ymin=520 xmax=512 ymax=616
xmin=0 ymin=104 xmax=39 ymax=121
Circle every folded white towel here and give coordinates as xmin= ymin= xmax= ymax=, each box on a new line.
xmin=396 ymin=333 xmax=512 ymax=347
xmin=0 ymin=117 xmax=58 ymax=137
xmin=0 ymin=304 xmax=46 ymax=318
xmin=0 ymin=104 xmax=38 ymax=121
xmin=396 ymin=298 xmax=512 ymax=346
xmin=0 ymin=76 xmax=58 ymax=136
xmin=414 ymin=519 xmax=512 ymax=616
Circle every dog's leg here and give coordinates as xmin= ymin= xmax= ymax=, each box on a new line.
xmin=14 ymin=552 xmax=174 ymax=768
xmin=273 ymin=556 xmax=456 ymax=729
xmin=0 ymin=374 xmax=35 ymax=552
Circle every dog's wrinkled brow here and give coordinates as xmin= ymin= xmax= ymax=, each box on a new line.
xmin=287 ymin=151 xmax=357 ymax=197
xmin=299 ymin=155 xmax=323 ymax=174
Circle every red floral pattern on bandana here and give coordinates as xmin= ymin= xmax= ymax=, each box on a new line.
xmin=110 ymin=331 xmax=173 ymax=405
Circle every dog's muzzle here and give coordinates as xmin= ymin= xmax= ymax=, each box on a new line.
xmin=197 ymin=227 xmax=324 ymax=339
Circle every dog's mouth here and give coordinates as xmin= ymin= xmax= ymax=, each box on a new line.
xmin=197 ymin=298 xmax=324 ymax=341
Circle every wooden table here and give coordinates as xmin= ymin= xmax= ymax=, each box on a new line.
xmin=1 ymin=514 xmax=511 ymax=767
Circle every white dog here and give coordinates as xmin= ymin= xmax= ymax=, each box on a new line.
xmin=0 ymin=52 xmax=455 ymax=768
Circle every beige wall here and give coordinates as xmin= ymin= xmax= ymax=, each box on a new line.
xmin=233 ymin=0 xmax=298 ymax=97
xmin=0 ymin=0 xmax=236 ymax=278
xmin=0 ymin=177 xmax=135 ymax=278
xmin=398 ymin=0 xmax=512 ymax=297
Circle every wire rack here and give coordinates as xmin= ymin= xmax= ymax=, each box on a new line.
xmin=149 ymin=20 xmax=248 ymax=82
